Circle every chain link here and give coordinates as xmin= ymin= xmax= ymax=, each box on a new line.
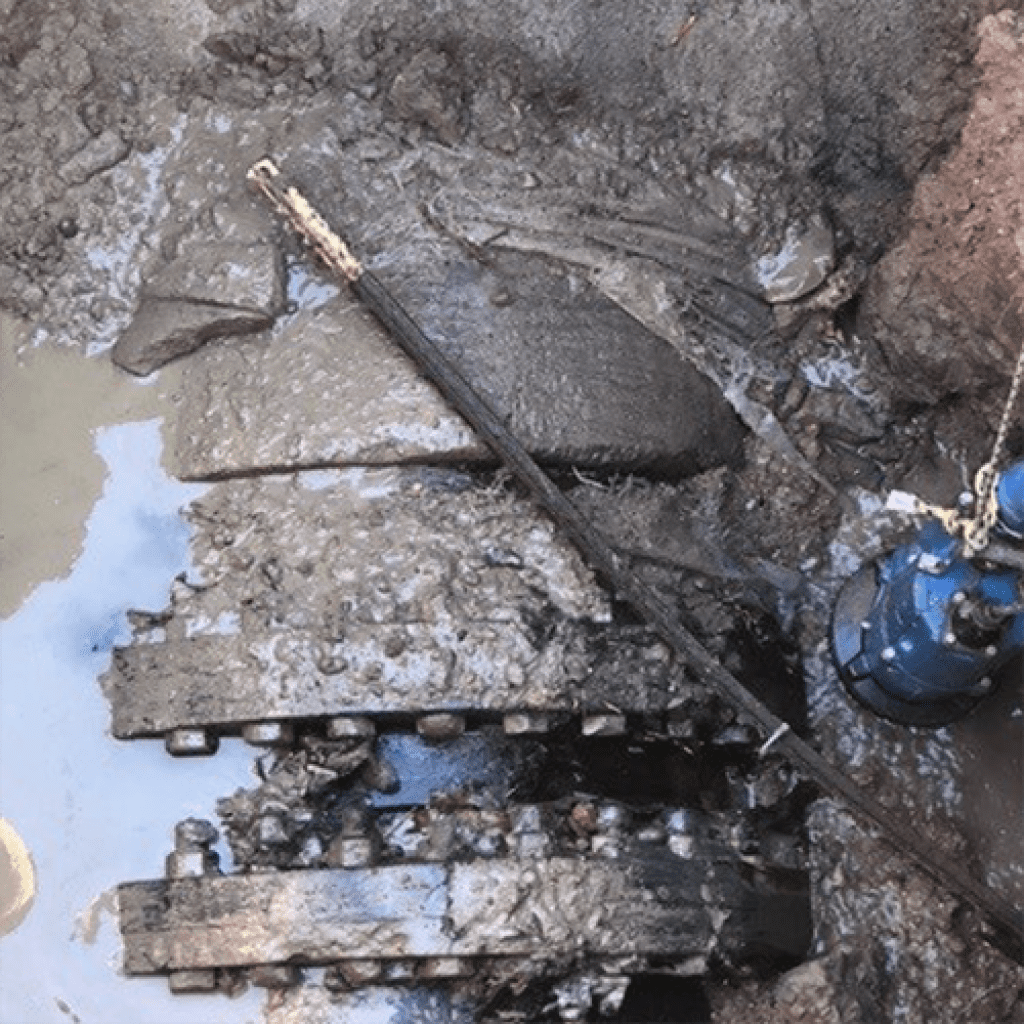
xmin=961 ymin=325 xmax=1024 ymax=553
xmin=895 ymin=319 xmax=1024 ymax=551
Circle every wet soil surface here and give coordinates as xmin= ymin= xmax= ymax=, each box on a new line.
xmin=1 ymin=1 xmax=1023 ymax=1022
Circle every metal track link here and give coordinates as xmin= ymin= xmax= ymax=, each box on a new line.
xmin=119 ymin=801 xmax=811 ymax=995
xmin=106 ymin=623 xmax=696 ymax=754
xmin=243 ymin=162 xmax=1024 ymax=951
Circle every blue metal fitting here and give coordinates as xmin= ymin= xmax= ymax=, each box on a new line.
xmin=831 ymin=458 xmax=1024 ymax=727
xmin=996 ymin=460 xmax=1024 ymax=539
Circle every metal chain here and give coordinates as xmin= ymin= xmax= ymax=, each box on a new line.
xmin=890 ymin=321 xmax=1024 ymax=552
xmin=962 ymin=327 xmax=1024 ymax=553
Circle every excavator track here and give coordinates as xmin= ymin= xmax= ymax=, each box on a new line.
xmin=119 ymin=799 xmax=811 ymax=997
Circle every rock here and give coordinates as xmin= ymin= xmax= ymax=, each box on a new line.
xmin=112 ymin=243 xmax=285 ymax=376
xmin=61 ymin=41 xmax=93 ymax=94
xmin=112 ymin=296 xmax=271 ymax=377
xmin=771 ymin=959 xmax=842 ymax=1024
xmin=796 ymin=387 xmax=885 ymax=445
xmin=755 ymin=218 xmax=835 ymax=304
xmin=58 ymin=128 xmax=129 ymax=185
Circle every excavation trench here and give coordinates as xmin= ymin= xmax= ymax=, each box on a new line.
xmin=2 ymin=3 xmax=1023 ymax=1023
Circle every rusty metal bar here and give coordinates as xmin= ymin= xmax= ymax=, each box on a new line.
xmin=248 ymin=159 xmax=1024 ymax=957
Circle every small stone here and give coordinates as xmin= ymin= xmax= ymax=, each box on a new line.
xmin=755 ymin=217 xmax=834 ymax=303
xmin=596 ymin=804 xmax=629 ymax=833
xmin=175 ymin=818 xmax=219 ymax=849
xmin=668 ymin=834 xmax=696 ymax=858
xmin=295 ymin=834 xmax=324 ymax=867
xmin=112 ymin=297 xmax=271 ymax=376
xmin=256 ymin=814 xmax=290 ymax=846
xmin=569 ymin=802 xmax=598 ymax=836
xmin=62 ymin=42 xmax=94 ymax=93
xmin=59 ymin=129 xmax=129 ymax=185
xmin=591 ymin=835 xmax=622 ymax=858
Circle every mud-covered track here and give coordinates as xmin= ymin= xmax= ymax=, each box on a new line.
xmin=261 ymin=187 xmax=1024 ymax=954
xmin=108 ymin=624 xmax=688 ymax=740
xmin=119 ymin=801 xmax=811 ymax=987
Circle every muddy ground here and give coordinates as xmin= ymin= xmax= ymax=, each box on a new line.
xmin=1 ymin=0 xmax=1023 ymax=1022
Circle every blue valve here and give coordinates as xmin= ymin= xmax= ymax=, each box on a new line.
xmin=831 ymin=458 xmax=1024 ymax=727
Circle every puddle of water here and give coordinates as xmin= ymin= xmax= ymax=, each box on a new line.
xmin=0 ymin=314 xmax=183 ymax=618
xmin=0 ymin=374 xmax=261 ymax=1021
xmin=284 ymin=260 xmax=341 ymax=313
xmin=371 ymin=729 xmax=542 ymax=810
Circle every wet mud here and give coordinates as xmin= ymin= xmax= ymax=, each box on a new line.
xmin=1 ymin=1 xmax=1023 ymax=1022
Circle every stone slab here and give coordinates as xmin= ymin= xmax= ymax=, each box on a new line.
xmin=105 ymin=623 xmax=682 ymax=738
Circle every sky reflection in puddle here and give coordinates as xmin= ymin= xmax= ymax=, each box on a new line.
xmin=0 ymin=419 xmax=261 ymax=1024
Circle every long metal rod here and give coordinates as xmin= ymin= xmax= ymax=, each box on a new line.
xmin=248 ymin=160 xmax=1023 ymax=956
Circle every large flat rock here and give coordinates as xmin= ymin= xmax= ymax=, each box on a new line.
xmin=168 ymin=174 xmax=748 ymax=479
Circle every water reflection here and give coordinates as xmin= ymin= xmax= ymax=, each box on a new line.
xmin=0 ymin=419 xmax=260 ymax=1024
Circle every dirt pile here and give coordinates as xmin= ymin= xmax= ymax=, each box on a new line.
xmin=859 ymin=10 xmax=1024 ymax=414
